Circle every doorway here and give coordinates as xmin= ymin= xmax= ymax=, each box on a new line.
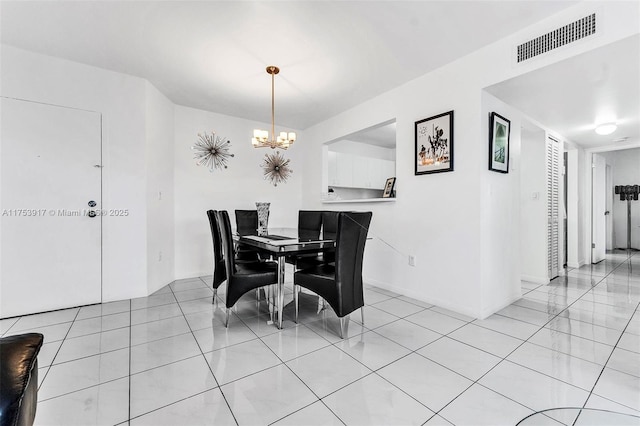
xmin=0 ymin=97 xmax=102 ymax=318
xmin=591 ymin=153 xmax=607 ymax=263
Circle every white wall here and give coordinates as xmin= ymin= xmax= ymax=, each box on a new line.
xmin=173 ymin=105 xmax=303 ymax=279
xmin=330 ymin=140 xmax=396 ymax=161
xmin=519 ymin=125 xmax=548 ymax=283
xmin=1 ymin=45 xmax=149 ymax=301
xmin=298 ymin=2 xmax=639 ymax=319
xmin=480 ymin=93 xmax=523 ymax=314
xmin=601 ymin=148 xmax=640 ymax=249
xmin=145 ymin=82 xmax=176 ymax=293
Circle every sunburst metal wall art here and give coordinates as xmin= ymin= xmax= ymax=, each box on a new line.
xmin=192 ymin=131 xmax=234 ymax=171
xmin=261 ymin=151 xmax=292 ymax=186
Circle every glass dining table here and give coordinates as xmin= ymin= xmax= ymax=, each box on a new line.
xmin=233 ymin=228 xmax=336 ymax=329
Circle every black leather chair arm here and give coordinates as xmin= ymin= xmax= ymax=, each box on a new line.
xmin=0 ymin=332 xmax=44 ymax=426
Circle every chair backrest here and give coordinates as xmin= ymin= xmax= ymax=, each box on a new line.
xmin=334 ymin=211 xmax=372 ymax=316
xmin=235 ymin=210 xmax=258 ymax=236
xmin=217 ymin=210 xmax=237 ymax=277
xmin=207 ymin=210 xmax=223 ymax=264
xmin=321 ymin=211 xmax=339 ymax=238
xmin=298 ymin=210 xmax=323 ymax=240
xmin=207 ymin=210 xmax=226 ymax=288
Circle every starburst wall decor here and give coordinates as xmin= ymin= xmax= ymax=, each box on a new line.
xmin=261 ymin=151 xmax=292 ymax=186
xmin=192 ymin=131 xmax=234 ymax=171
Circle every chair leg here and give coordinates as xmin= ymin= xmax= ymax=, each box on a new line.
xmin=294 ymin=284 xmax=299 ymax=323
xmin=339 ymin=316 xmax=349 ymax=339
xmin=225 ymin=308 xmax=230 ymax=328
xmin=360 ymin=307 xmax=365 ymax=326
xmin=267 ymin=285 xmax=274 ymax=323
xmin=212 ymin=288 xmax=217 ymax=305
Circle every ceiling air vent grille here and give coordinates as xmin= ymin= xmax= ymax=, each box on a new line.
xmin=517 ymin=13 xmax=596 ymax=63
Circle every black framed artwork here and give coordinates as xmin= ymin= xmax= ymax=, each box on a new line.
xmin=382 ymin=177 xmax=396 ymax=198
xmin=489 ymin=112 xmax=511 ymax=173
xmin=415 ymin=111 xmax=454 ymax=175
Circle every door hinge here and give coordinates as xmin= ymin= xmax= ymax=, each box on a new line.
xmin=592 ymin=243 xmax=596 ymax=248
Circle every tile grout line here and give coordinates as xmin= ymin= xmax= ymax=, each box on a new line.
xmin=254 ymin=316 xmax=350 ymax=426
xmin=430 ymin=263 xmax=625 ymax=424
xmin=575 ymin=302 xmax=640 ymax=421
xmin=36 ymin=307 xmax=82 ymax=393
xmin=170 ymin=282 xmax=241 ymax=426
xmin=127 ymin=298 xmax=132 ymax=425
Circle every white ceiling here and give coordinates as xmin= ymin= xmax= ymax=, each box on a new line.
xmin=0 ymin=1 xmax=576 ymax=130
xmin=486 ymin=34 xmax=640 ymax=149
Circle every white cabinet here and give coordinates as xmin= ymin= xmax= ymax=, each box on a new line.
xmin=336 ymin=153 xmax=353 ymax=187
xmin=352 ymin=156 xmax=369 ymax=188
xmin=328 ymin=152 xmax=394 ymax=189
xmin=328 ymin=152 xmax=354 ymax=187
xmin=328 ymin=151 xmax=338 ymax=186
xmin=380 ymin=159 xmax=395 ymax=185
xmin=367 ymin=160 xmax=383 ymax=189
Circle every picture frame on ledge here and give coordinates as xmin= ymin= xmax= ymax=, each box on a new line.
xmin=382 ymin=177 xmax=396 ymax=198
xmin=489 ymin=112 xmax=510 ymax=174
xmin=415 ymin=111 xmax=454 ymax=175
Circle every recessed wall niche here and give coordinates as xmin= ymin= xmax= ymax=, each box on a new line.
xmin=323 ymin=120 xmax=396 ymax=202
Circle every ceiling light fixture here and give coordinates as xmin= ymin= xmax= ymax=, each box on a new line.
xmin=252 ymin=66 xmax=296 ymax=150
xmin=595 ymin=122 xmax=617 ymax=135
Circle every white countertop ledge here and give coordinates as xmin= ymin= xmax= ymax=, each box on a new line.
xmin=321 ymin=198 xmax=396 ymax=204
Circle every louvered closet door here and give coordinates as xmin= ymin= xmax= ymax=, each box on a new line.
xmin=546 ymin=137 xmax=561 ymax=280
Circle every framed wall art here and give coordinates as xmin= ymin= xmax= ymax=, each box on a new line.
xmin=489 ymin=112 xmax=510 ymax=173
xmin=382 ymin=177 xmax=396 ymax=198
xmin=415 ymin=110 xmax=454 ymax=175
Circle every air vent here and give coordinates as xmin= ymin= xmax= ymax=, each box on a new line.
xmin=517 ymin=13 xmax=596 ymax=63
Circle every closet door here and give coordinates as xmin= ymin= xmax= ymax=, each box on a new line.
xmin=546 ymin=136 xmax=561 ymax=279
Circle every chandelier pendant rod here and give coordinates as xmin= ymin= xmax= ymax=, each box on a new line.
xmin=271 ymin=69 xmax=275 ymax=144
xmin=251 ymin=65 xmax=295 ymax=149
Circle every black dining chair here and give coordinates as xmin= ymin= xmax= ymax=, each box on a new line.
xmin=234 ymin=210 xmax=262 ymax=262
xmin=217 ymin=210 xmax=278 ymax=327
xmin=206 ymin=210 xmax=226 ymax=304
xmin=293 ymin=211 xmax=372 ymax=338
xmin=320 ymin=210 xmax=339 ymax=264
xmin=286 ymin=210 xmax=324 ymax=270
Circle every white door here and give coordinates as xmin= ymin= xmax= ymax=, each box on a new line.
xmin=605 ymin=165 xmax=613 ymax=250
xmin=1 ymin=98 xmax=102 ymax=318
xmin=591 ymin=153 xmax=606 ymax=263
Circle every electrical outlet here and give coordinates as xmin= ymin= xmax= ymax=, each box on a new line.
xmin=408 ymin=255 xmax=416 ymax=267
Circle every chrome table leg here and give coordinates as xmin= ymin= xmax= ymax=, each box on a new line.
xmin=277 ymin=256 xmax=285 ymax=329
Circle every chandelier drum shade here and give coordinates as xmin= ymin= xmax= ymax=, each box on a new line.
xmin=252 ymin=66 xmax=297 ymax=150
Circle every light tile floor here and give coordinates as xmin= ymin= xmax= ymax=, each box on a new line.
xmin=2 ymin=250 xmax=640 ymax=425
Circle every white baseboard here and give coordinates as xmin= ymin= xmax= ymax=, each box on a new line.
xmin=521 ymin=274 xmax=549 ymax=285
xmin=363 ymin=276 xmax=480 ymax=320
xmin=175 ymin=271 xmax=210 ymax=281
xmin=479 ymin=292 xmax=521 ymax=320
